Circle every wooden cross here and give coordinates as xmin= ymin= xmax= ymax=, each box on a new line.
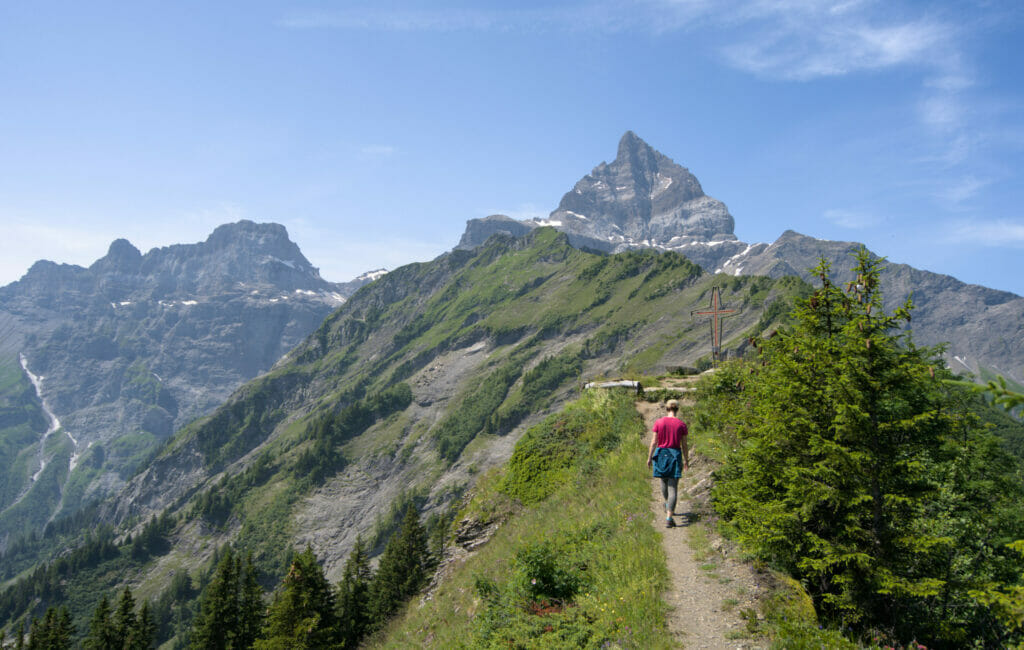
xmin=692 ymin=286 xmax=736 ymax=363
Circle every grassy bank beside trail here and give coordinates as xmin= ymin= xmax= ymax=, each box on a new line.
xmin=369 ymin=390 xmax=673 ymax=649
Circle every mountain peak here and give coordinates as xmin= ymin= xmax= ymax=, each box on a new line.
xmin=90 ymin=238 xmax=142 ymax=274
xmin=548 ymin=132 xmax=734 ymax=244
xmin=107 ymin=238 xmax=142 ymax=258
xmin=205 ymin=220 xmax=291 ymax=250
xmin=615 ymin=130 xmax=655 ymax=160
xmin=457 ymin=133 xmax=737 ymax=252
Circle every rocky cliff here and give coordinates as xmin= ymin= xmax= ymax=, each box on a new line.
xmin=0 ymin=221 xmax=377 ymax=538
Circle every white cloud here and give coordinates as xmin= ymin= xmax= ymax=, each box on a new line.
xmin=920 ymin=94 xmax=965 ymax=132
xmin=285 ymin=2 xmax=960 ymax=83
xmin=939 ymin=176 xmax=990 ymax=203
xmin=947 ymin=219 xmax=1024 ymax=247
xmin=823 ymin=208 xmax=878 ymax=229
xmin=718 ymin=7 xmax=950 ymax=81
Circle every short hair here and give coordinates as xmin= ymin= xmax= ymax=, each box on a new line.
xmin=666 ymin=399 xmax=679 ymax=410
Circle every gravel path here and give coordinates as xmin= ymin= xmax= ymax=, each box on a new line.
xmin=638 ymin=401 xmax=769 ymax=650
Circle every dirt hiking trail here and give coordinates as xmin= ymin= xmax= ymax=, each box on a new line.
xmin=638 ymin=400 xmax=770 ymax=650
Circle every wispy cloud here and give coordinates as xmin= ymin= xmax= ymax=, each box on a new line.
xmin=282 ymin=2 xmax=960 ymax=82
xmin=939 ymin=175 xmax=991 ymax=204
xmin=823 ymin=208 xmax=878 ymax=229
xmin=711 ymin=1 xmax=952 ymax=81
xmin=947 ymin=218 xmax=1024 ymax=247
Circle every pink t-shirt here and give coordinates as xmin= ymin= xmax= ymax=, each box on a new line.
xmin=652 ymin=416 xmax=687 ymax=449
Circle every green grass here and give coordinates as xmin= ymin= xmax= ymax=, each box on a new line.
xmin=369 ymin=390 xmax=673 ymax=649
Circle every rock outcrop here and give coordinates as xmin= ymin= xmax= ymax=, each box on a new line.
xmin=0 ymin=221 xmax=379 ymax=535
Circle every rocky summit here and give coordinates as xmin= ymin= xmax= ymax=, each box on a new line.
xmin=459 ymin=132 xmax=1024 ymax=386
xmin=0 ymin=221 xmax=377 ymax=539
xmin=459 ymin=131 xmax=737 ymax=255
xmin=550 ymin=130 xmax=736 ymax=246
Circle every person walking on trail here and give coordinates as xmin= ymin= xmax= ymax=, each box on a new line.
xmin=647 ymin=399 xmax=689 ymax=528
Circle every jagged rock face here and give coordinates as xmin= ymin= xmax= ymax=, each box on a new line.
xmin=550 ymin=131 xmax=736 ymax=246
xmin=458 ymin=132 xmax=736 ymax=251
xmin=0 ymin=221 xmax=376 ymax=534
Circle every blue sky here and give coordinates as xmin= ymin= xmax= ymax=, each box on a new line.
xmin=2 ymin=1 xmax=1023 ymax=296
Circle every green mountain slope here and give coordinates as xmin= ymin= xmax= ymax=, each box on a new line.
xmin=0 ymin=229 xmax=809 ymax=641
xmin=369 ymin=388 xmax=672 ymax=649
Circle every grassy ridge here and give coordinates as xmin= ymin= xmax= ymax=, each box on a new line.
xmin=370 ymin=390 xmax=674 ymax=649
xmin=0 ymin=231 xmax=809 ymax=642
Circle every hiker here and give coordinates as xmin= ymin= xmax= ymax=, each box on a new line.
xmin=647 ymin=398 xmax=689 ymax=527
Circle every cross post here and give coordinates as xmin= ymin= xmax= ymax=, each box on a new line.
xmin=691 ymin=286 xmax=737 ymax=365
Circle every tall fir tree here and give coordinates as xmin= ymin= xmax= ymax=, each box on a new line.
xmin=26 ymin=617 xmax=41 ymax=650
xmin=255 ymin=547 xmax=338 ymax=650
xmin=704 ymin=250 xmax=1024 ymax=646
xmin=129 ymin=600 xmax=157 ymax=650
xmin=25 ymin=606 xmax=73 ymax=650
xmin=26 ymin=614 xmax=46 ymax=650
xmin=55 ymin=608 xmax=74 ymax=649
xmin=84 ymin=595 xmax=117 ymax=650
xmin=335 ymin=536 xmax=372 ymax=649
xmin=191 ymin=547 xmax=240 ymax=650
xmin=113 ymin=586 xmax=138 ymax=649
xmin=367 ymin=505 xmax=430 ymax=629
xmin=237 ymin=552 xmax=266 ymax=650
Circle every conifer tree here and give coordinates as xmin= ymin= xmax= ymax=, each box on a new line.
xmin=237 ymin=552 xmax=265 ymax=650
xmin=26 ymin=606 xmax=73 ymax=649
xmin=191 ymin=547 xmax=240 ymax=649
xmin=367 ymin=505 xmax=429 ymax=628
xmin=85 ymin=595 xmax=117 ymax=649
xmin=26 ymin=615 xmax=44 ymax=650
xmin=54 ymin=608 xmax=74 ymax=649
xmin=705 ymin=249 xmax=1024 ymax=644
xmin=336 ymin=536 xmax=372 ymax=649
xmin=114 ymin=586 xmax=138 ymax=648
xmin=255 ymin=547 xmax=339 ymax=650
xmin=129 ymin=600 xmax=157 ymax=650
